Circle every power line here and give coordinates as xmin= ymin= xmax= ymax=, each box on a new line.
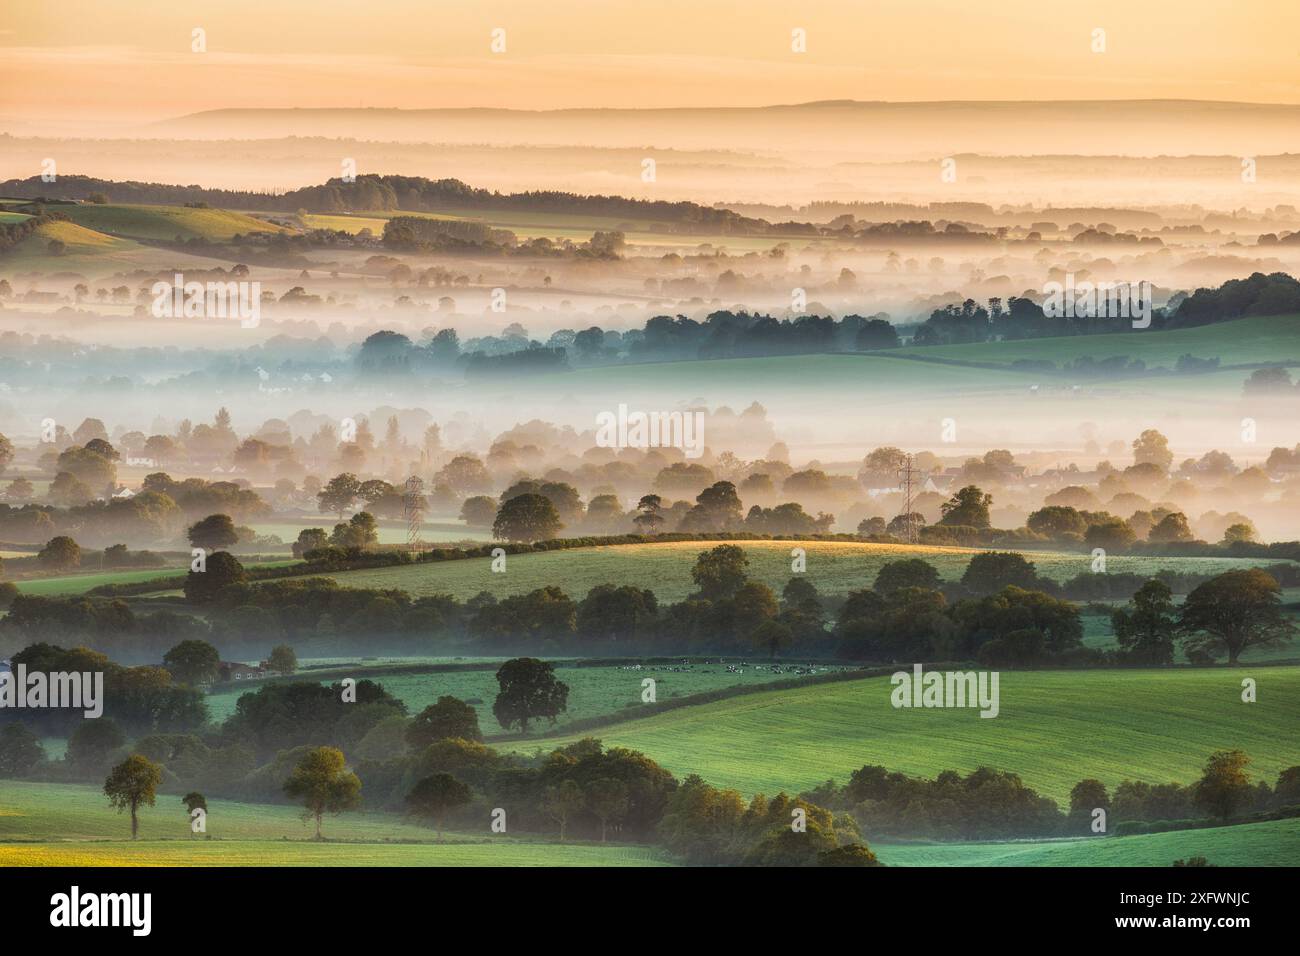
xmin=898 ymin=453 xmax=920 ymax=545
xmin=403 ymin=475 xmax=425 ymax=554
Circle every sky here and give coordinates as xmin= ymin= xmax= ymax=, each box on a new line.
xmin=1 ymin=0 xmax=1298 ymax=127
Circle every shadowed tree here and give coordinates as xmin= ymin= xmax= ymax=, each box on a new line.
xmin=317 ymin=472 xmax=361 ymax=520
xmin=0 ymin=724 xmax=44 ymax=777
xmin=1194 ymin=750 xmax=1253 ymax=822
xmin=406 ymin=696 xmax=483 ymax=750
xmin=1180 ymin=569 xmax=1294 ymax=664
xmin=633 ymin=494 xmax=665 ymax=534
xmin=163 ymin=639 xmax=221 ymax=685
xmin=586 ymin=777 xmax=629 ymax=842
xmin=104 ymin=754 xmax=163 ymax=840
xmin=1111 ymin=580 xmax=1178 ymax=664
xmin=874 ymin=558 xmax=941 ymax=595
xmin=267 ymin=644 xmax=297 ymax=676
xmin=406 ymin=773 xmax=471 ymax=842
xmin=493 ymin=493 xmax=562 ymax=542
xmin=187 ymin=513 xmax=239 ymax=551
xmin=492 ymin=658 xmax=569 ymax=734
xmin=182 ymin=791 xmax=207 ymax=839
xmin=751 ymin=619 xmax=793 ymax=659
xmin=183 ymin=550 xmax=247 ymax=604
xmin=543 ymin=780 xmax=585 ymax=841
xmin=939 ymin=485 xmax=992 ymax=528
xmin=691 ymin=544 xmax=749 ymax=600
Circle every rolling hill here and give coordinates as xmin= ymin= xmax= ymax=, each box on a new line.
xmin=893 ymin=313 xmax=1300 ymax=370
xmin=0 ymin=781 xmax=667 ymax=867
xmin=9 ymin=219 xmax=138 ymax=259
xmin=517 ymin=666 xmax=1300 ymax=804
xmin=876 ymin=817 xmax=1300 ymax=866
xmin=55 ymin=202 xmax=291 ymax=242
xmin=319 ymin=538 xmax=1285 ymax=603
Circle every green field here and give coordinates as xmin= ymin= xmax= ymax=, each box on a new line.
xmin=7 ymin=219 xmax=140 ymax=263
xmin=203 ymin=659 xmax=849 ymax=724
xmin=12 ymin=567 xmax=190 ymax=596
xmin=1082 ymin=610 xmax=1300 ymax=665
xmin=0 ymin=841 xmax=670 ymax=866
xmin=894 ymin=313 xmax=1300 ymax=370
xmin=0 ymin=781 xmax=667 ymax=867
xmin=321 ymin=538 xmax=1283 ymax=603
xmin=13 ymin=558 xmax=298 ymax=596
xmin=56 ymin=202 xmax=290 ymax=241
xmin=524 ymin=667 xmax=1300 ymax=804
xmin=876 ymin=817 xmax=1300 ymax=867
xmin=1 ymin=218 xmax=227 ymax=277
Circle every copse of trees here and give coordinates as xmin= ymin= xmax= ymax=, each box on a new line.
xmin=37 ymin=535 xmax=81 ymax=570
xmin=1110 ymin=580 xmax=1178 ymax=664
xmin=0 ymin=724 xmax=45 ymax=777
xmin=7 ymin=543 xmax=1293 ymax=666
xmin=406 ymin=696 xmax=483 ymax=749
xmin=183 ymin=550 xmax=248 ymax=604
xmin=405 ymin=773 xmax=472 ymax=841
xmin=162 ymin=639 xmax=221 ymax=685
xmin=2 ymin=642 xmax=205 ymax=734
xmin=811 ymin=764 xmax=1065 ymax=841
xmin=660 ymin=774 xmax=867 ymax=866
xmin=225 ymin=679 xmax=404 ymax=758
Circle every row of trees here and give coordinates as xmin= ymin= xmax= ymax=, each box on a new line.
xmin=7 ymin=537 xmax=1290 ymax=666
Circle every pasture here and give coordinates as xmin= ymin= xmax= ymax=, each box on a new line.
xmin=875 ymin=817 xmax=1300 ymax=867
xmin=319 ymin=538 xmax=1283 ymax=603
xmin=12 ymin=558 xmax=297 ymax=597
xmin=523 ymin=666 xmax=1300 ymax=804
xmin=55 ymin=203 xmax=290 ymax=242
xmin=0 ymin=782 xmax=667 ymax=867
xmin=893 ymin=313 xmax=1300 ymax=370
xmin=202 ymin=658 xmax=847 ymax=724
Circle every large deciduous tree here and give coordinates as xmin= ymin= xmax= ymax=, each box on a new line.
xmin=405 ymin=773 xmax=471 ymax=841
xmin=283 ymin=746 xmax=362 ymax=840
xmin=1180 ymin=569 xmax=1294 ymax=664
xmin=492 ymin=493 xmax=562 ymax=542
xmin=492 ymin=658 xmax=569 ymax=734
xmin=104 ymin=754 xmax=163 ymax=839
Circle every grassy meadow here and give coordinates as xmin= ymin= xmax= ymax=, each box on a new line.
xmin=12 ymin=558 xmax=298 ymax=597
xmin=55 ymin=202 xmax=290 ymax=242
xmin=8 ymin=219 xmax=141 ymax=266
xmin=875 ymin=817 xmax=1300 ymax=867
xmin=202 ymin=658 xmax=849 ymax=724
xmin=0 ymin=781 xmax=668 ymax=867
xmin=521 ymin=666 xmax=1300 ymax=804
xmin=319 ymin=538 xmax=1284 ymax=603
xmin=893 ymin=313 xmax=1300 ymax=370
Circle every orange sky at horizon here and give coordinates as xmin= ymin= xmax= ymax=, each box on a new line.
xmin=2 ymin=0 xmax=1298 ymax=129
